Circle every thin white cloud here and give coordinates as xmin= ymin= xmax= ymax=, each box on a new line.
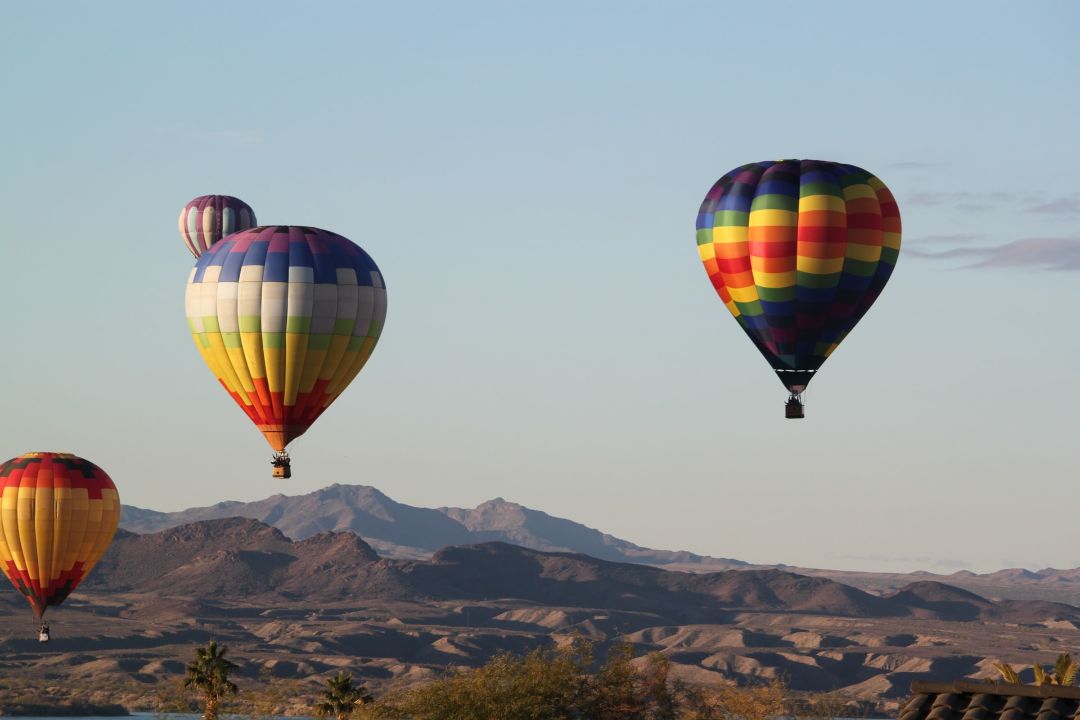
xmin=903 ymin=191 xmax=1026 ymax=211
xmin=904 ymin=192 xmax=947 ymax=207
xmin=907 ymin=232 xmax=985 ymax=245
xmin=1025 ymin=194 xmax=1080 ymax=215
xmin=908 ymin=236 xmax=1080 ymax=271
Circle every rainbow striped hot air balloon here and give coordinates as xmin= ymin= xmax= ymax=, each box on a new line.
xmin=185 ymin=226 xmax=387 ymax=477
xmin=695 ymin=160 xmax=900 ymax=418
xmin=0 ymin=453 xmax=121 ymax=627
xmin=178 ymin=195 xmax=258 ymax=258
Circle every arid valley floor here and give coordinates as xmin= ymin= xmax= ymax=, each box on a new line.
xmin=2 ymin=503 xmax=1079 ymax=715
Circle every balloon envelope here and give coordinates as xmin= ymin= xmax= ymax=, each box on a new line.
xmin=0 ymin=452 xmax=121 ymax=618
xmin=696 ymin=160 xmax=900 ymax=392
xmin=179 ymin=195 xmax=258 ymax=258
xmin=185 ymin=226 xmax=387 ymax=453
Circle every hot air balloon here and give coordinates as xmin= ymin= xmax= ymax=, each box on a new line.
xmin=185 ymin=226 xmax=387 ymax=477
xmin=0 ymin=452 xmax=121 ymax=640
xmin=695 ymin=160 xmax=900 ymax=418
xmin=178 ymin=195 xmax=258 ymax=258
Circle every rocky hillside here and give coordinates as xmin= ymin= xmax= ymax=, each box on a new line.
xmin=6 ymin=518 xmax=1080 ymax=712
xmin=87 ymin=518 xmax=1080 ymax=626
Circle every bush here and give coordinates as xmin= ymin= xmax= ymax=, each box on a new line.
xmin=356 ymin=638 xmax=836 ymax=720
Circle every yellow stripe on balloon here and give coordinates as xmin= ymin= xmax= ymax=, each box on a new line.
xmin=798 ymin=195 xmax=846 ymax=213
xmin=845 ymin=243 xmax=883 ymax=262
xmin=190 ymin=334 xmax=224 ymax=383
xmin=727 ymin=285 xmax=761 ymax=303
xmin=797 ymin=255 xmax=845 ymax=274
xmin=48 ymin=488 xmax=71 ymax=585
xmin=240 ymin=332 xmax=268 ymax=381
xmin=299 ymin=348 xmax=328 ymax=394
xmin=325 ymin=355 xmax=359 ymax=398
xmin=84 ymin=491 xmax=119 ymax=575
xmin=748 ymin=209 xmax=797 ymax=227
xmin=0 ymin=493 xmax=10 ymax=564
xmin=711 ymin=226 xmax=748 ymax=244
xmin=17 ymin=486 xmax=38 ymax=579
xmin=283 ymin=334 xmax=309 ymax=405
xmin=264 ymin=347 xmax=284 ymax=393
xmin=319 ymin=335 xmax=351 ymax=382
xmin=62 ymin=490 xmax=88 ymax=574
xmin=329 ymin=353 xmax=372 ymax=398
xmin=34 ymin=486 xmax=54 ymax=589
xmin=205 ymin=333 xmax=247 ymax=398
xmin=1 ymin=488 xmax=24 ymax=572
xmin=76 ymin=499 xmax=103 ymax=573
xmin=327 ymin=336 xmax=378 ymax=396
xmin=225 ymin=346 xmax=257 ymax=393
xmin=751 ymin=270 xmax=796 ymax=288
xmin=842 ymin=184 xmax=877 ymax=201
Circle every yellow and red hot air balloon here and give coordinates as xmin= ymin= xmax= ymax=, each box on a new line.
xmin=185 ymin=226 xmax=387 ymax=478
xmin=0 ymin=452 xmax=121 ymax=637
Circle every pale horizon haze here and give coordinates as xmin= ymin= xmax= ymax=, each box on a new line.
xmin=3 ymin=2 xmax=1079 ymax=574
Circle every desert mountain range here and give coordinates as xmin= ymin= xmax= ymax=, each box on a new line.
xmin=87 ymin=517 xmax=1080 ymax=626
xmin=120 ymin=483 xmax=747 ymax=568
xmin=3 ymin=514 xmax=1068 ymax=712
xmin=120 ymin=483 xmax=1080 ymax=605
xmin=2 ymin=485 xmax=1079 ymax=714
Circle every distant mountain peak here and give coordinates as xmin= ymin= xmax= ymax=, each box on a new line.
xmin=161 ymin=516 xmax=289 ymax=543
xmin=120 ymin=483 xmax=747 ymax=571
xmin=892 ymin=580 xmax=991 ymax=604
xmin=316 ymin=483 xmax=387 ymax=499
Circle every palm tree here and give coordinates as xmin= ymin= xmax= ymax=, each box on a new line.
xmin=184 ymin=641 xmax=239 ymax=720
xmin=1051 ymin=653 xmax=1079 ymax=686
xmin=994 ymin=654 xmax=1079 ymax=686
xmin=314 ymin=672 xmax=373 ymax=720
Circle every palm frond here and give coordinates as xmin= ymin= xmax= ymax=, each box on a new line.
xmin=1034 ymin=663 xmax=1048 ymax=686
xmin=993 ymin=661 xmax=1021 ymax=684
xmin=1056 ymin=654 xmax=1078 ymax=686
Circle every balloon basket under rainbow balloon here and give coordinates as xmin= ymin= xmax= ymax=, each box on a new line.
xmin=785 ymin=395 xmax=805 ymax=419
xmin=271 ymin=451 xmax=292 ymax=479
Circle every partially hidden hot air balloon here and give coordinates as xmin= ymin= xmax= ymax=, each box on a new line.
xmin=695 ymin=160 xmax=900 ymax=418
xmin=178 ymin=195 xmax=258 ymax=258
xmin=0 ymin=452 xmax=121 ymax=639
xmin=185 ymin=226 xmax=387 ymax=477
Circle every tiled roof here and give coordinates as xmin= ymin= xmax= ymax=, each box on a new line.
xmin=901 ymin=681 xmax=1080 ymax=720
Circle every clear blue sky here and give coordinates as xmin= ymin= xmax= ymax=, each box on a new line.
xmin=3 ymin=2 xmax=1078 ymax=573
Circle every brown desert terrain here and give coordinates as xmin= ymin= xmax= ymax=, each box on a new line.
xmin=1 ymin=510 xmax=1078 ymax=715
